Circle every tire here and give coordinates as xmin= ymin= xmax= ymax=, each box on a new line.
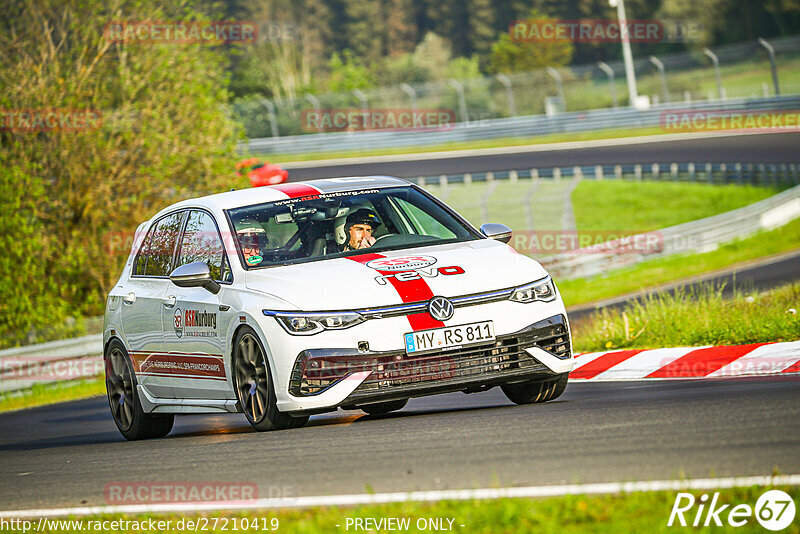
xmin=232 ymin=327 xmax=308 ymax=431
xmin=501 ymin=373 xmax=569 ymax=405
xmin=357 ymin=399 xmax=408 ymax=415
xmin=105 ymin=339 xmax=174 ymax=441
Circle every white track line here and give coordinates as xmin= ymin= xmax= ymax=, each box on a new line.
xmin=2 ymin=475 xmax=799 ymax=518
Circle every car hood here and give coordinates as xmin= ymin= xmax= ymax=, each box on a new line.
xmin=245 ymin=239 xmax=548 ymax=311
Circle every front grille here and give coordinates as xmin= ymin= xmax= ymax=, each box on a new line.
xmin=289 ymin=314 xmax=570 ymax=397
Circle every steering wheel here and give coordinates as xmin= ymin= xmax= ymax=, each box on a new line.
xmin=373 ymin=233 xmax=397 ymax=243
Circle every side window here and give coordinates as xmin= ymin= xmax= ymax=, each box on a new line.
xmin=134 ymin=212 xmax=185 ymax=277
xmin=394 ymin=198 xmax=457 ymax=239
xmin=177 ymin=211 xmax=229 ymax=282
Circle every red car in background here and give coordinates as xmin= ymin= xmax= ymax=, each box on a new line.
xmin=236 ymin=158 xmax=289 ymax=186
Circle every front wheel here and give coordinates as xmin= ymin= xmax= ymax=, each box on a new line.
xmin=232 ymin=328 xmax=308 ymax=431
xmin=105 ymin=340 xmax=174 ymax=440
xmin=501 ymin=373 xmax=569 ymax=405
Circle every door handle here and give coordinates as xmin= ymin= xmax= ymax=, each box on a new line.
xmin=123 ymin=292 xmax=136 ymax=305
xmin=162 ymin=295 xmax=176 ymax=308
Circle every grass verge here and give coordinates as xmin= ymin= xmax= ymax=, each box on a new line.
xmin=559 ymin=218 xmax=800 ymax=309
xmin=22 ymin=486 xmax=799 ymax=533
xmin=571 ymin=282 xmax=800 ymax=353
xmin=0 ymin=377 xmax=105 ymax=413
xmin=571 ymin=181 xmax=781 ymax=234
xmin=263 ymin=126 xmax=668 ymax=163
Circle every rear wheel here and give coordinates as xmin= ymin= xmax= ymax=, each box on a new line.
xmin=501 ymin=373 xmax=569 ymax=405
xmin=105 ymin=340 xmax=174 ymax=440
xmin=357 ymin=399 xmax=408 ymax=415
xmin=233 ymin=328 xmax=308 ymax=431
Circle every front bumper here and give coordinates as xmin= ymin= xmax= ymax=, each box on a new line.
xmin=284 ymin=315 xmax=572 ymax=414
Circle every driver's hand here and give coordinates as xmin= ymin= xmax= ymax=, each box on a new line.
xmin=358 ymin=236 xmax=376 ymax=249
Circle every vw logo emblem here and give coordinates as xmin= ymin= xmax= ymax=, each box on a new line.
xmin=428 ymin=296 xmax=454 ymax=321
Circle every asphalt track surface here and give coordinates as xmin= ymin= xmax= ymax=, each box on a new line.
xmin=1 ymin=378 xmax=798 ymax=511
xmin=285 ymin=132 xmax=800 ymax=180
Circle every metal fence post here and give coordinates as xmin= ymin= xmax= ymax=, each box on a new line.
xmin=598 ymin=62 xmax=618 ymax=108
xmin=495 ymin=74 xmax=516 ymax=117
xmin=448 ymin=79 xmax=469 ymax=124
xmin=546 ymin=67 xmax=566 ymax=112
xmin=304 ymin=94 xmax=323 ymax=133
xmin=260 ymin=99 xmax=280 ymax=138
xmin=400 ymin=83 xmax=417 ymax=112
xmin=758 ymin=38 xmax=781 ymax=96
xmin=703 ymin=48 xmax=724 ymax=100
xmin=649 ymin=56 xmax=670 ymax=103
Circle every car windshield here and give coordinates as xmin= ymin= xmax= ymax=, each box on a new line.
xmin=226 ymin=185 xmax=481 ymax=268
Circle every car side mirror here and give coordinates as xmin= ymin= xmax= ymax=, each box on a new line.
xmin=480 ymin=223 xmax=512 ymax=244
xmin=169 ymin=262 xmax=220 ymax=294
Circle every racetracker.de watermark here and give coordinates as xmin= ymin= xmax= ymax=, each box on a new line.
xmin=1 ymin=356 xmax=103 ymax=383
xmin=510 ymin=19 xmax=702 ymax=43
xmin=510 ymin=230 xmax=665 ymax=255
xmin=103 ymin=20 xmax=258 ymax=44
xmin=103 ymin=481 xmax=292 ymax=504
xmin=301 ymin=108 xmax=456 ymax=132
xmin=661 ymin=110 xmax=800 ymax=132
xmin=0 ymin=108 xmax=102 ymax=132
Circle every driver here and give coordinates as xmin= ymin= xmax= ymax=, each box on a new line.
xmin=236 ymin=220 xmax=269 ymax=266
xmin=342 ymin=208 xmax=381 ymax=251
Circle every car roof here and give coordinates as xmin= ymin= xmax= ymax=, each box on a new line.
xmin=153 ymin=175 xmax=412 ymax=218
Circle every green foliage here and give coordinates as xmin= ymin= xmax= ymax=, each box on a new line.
xmin=488 ymin=10 xmax=574 ymax=74
xmin=326 ymin=50 xmax=376 ymax=92
xmin=0 ymin=0 xmax=243 ymax=346
xmin=572 ymin=283 xmax=800 ymax=352
xmin=572 ymin=181 xmax=781 ymax=233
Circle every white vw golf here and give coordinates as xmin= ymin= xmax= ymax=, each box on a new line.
xmin=104 ymin=176 xmax=574 ymax=440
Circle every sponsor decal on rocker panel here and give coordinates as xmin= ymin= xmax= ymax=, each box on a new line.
xmin=174 ymin=308 xmax=218 ymax=338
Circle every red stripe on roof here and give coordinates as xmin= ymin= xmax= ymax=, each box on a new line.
xmin=270 ymin=183 xmax=321 ymax=198
xmin=646 ymin=343 xmax=769 ymax=378
xmin=346 ymin=253 xmax=444 ymax=332
xmin=570 ymin=350 xmax=644 ymax=380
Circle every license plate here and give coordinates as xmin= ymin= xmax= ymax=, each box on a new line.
xmin=404 ymin=321 xmax=495 ymax=354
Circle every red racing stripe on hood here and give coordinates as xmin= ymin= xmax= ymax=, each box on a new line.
xmin=347 ymin=253 xmax=444 ymax=331
xmin=270 ymin=183 xmax=322 ymax=198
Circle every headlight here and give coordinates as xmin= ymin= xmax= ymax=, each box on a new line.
xmin=264 ymin=311 xmax=365 ymax=335
xmin=509 ymin=277 xmax=556 ymax=303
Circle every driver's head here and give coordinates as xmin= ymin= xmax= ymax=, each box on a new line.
xmin=344 ymin=208 xmax=381 ymax=250
xmin=236 ymin=220 xmax=268 ymax=265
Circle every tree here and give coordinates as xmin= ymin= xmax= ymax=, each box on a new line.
xmin=488 ymin=10 xmax=574 ymax=74
xmin=326 ymin=50 xmax=377 ymax=92
xmin=0 ymin=0 xmax=242 ymax=344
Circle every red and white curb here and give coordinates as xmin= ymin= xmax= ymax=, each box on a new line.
xmin=571 ymin=340 xmax=800 ymax=380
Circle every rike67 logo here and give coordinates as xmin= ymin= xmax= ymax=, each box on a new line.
xmin=365 ymin=256 xmax=465 ymax=285
xmin=668 ymin=489 xmax=796 ymax=530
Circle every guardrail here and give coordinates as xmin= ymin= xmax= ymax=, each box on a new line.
xmin=413 ymin=161 xmax=800 ymax=187
xmin=0 ymin=335 xmax=102 ymax=393
xmin=245 ymin=95 xmax=800 ymax=155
